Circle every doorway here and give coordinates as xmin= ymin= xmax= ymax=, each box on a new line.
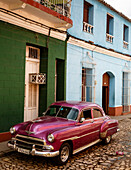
xmin=24 ymin=46 xmax=40 ymax=121
xmin=55 ymin=59 xmax=65 ymax=102
xmin=102 ymin=73 xmax=110 ymax=114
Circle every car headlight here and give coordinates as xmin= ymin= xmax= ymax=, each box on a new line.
xmin=47 ymin=134 xmax=54 ymax=143
xmin=10 ymin=127 xmax=16 ymax=134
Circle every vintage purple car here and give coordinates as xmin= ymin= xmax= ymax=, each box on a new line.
xmin=8 ymin=101 xmax=119 ymax=164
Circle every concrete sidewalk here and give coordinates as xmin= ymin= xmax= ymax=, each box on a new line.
xmin=0 ymin=141 xmax=11 ymax=154
xmin=0 ymin=113 xmax=131 ymax=154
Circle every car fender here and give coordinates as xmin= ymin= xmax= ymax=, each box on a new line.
xmin=100 ymin=119 xmax=118 ymax=139
xmin=100 ymin=120 xmax=109 ymax=139
xmin=48 ymin=125 xmax=80 ymax=151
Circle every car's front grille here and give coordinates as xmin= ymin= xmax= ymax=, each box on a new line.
xmin=15 ymin=134 xmax=45 ymax=151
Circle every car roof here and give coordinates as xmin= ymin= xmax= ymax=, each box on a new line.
xmin=51 ymin=101 xmax=103 ymax=112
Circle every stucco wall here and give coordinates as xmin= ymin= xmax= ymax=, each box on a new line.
xmin=69 ymin=0 xmax=131 ymax=55
xmin=66 ymin=43 xmax=131 ymax=108
xmin=0 ymin=21 xmax=66 ymax=132
xmin=66 ymin=0 xmax=131 ymax=115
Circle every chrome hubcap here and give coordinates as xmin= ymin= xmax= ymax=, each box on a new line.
xmin=61 ymin=146 xmax=69 ymax=162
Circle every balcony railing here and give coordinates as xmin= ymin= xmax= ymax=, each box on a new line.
xmin=83 ymin=22 xmax=93 ymax=34
xmin=106 ymin=33 xmax=114 ymax=43
xmin=34 ymin=0 xmax=71 ymax=18
xmin=123 ymin=41 xmax=128 ymax=49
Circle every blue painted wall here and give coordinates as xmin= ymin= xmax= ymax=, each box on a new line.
xmin=67 ymin=43 xmax=131 ymax=107
xmin=68 ymin=0 xmax=131 ymax=55
xmin=67 ymin=0 xmax=131 ymax=111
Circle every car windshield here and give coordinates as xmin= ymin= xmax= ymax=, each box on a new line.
xmin=45 ymin=105 xmax=79 ymax=120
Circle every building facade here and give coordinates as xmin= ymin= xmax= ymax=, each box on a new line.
xmin=67 ymin=0 xmax=131 ymax=116
xmin=0 ymin=0 xmax=72 ymax=140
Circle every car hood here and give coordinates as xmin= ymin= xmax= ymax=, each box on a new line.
xmin=16 ymin=116 xmax=76 ymax=138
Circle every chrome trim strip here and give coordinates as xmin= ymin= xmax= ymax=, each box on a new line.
xmin=16 ymin=134 xmax=46 ymax=145
xmin=28 ymin=123 xmax=34 ymax=135
xmin=108 ymin=126 xmax=118 ymax=131
xmin=11 ymin=137 xmax=16 ymax=141
xmin=61 ymin=136 xmax=79 ymax=142
xmin=80 ymin=130 xmax=99 ymax=138
xmin=7 ymin=142 xmax=58 ymax=157
xmin=25 ymin=130 xmax=35 ymax=134
xmin=43 ymin=145 xmax=54 ymax=150
xmin=73 ymin=139 xmax=101 ymax=155
xmin=8 ymin=142 xmax=14 ymax=149
xmin=61 ymin=130 xmax=99 ymax=142
xmin=14 ymin=138 xmax=44 ymax=147
xmin=31 ymin=150 xmax=59 ymax=157
xmin=108 ymin=121 xmax=116 ymax=124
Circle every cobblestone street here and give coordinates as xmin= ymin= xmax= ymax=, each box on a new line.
xmin=0 ymin=117 xmax=131 ymax=170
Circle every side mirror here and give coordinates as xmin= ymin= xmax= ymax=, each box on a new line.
xmin=80 ymin=118 xmax=85 ymax=123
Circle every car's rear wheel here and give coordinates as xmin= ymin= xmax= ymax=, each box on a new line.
xmin=103 ymin=135 xmax=112 ymax=144
xmin=56 ymin=143 xmax=71 ymax=165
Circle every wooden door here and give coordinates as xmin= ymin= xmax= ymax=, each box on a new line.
xmin=24 ymin=46 xmax=40 ymax=121
xmin=102 ymin=73 xmax=110 ymax=114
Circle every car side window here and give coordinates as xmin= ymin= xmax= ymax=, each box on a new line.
xmin=83 ymin=109 xmax=92 ymax=120
xmin=93 ymin=109 xmax=103 ymax=118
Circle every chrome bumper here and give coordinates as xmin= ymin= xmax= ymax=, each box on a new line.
xmin=7 ymin=142 xmax=59 ymax=157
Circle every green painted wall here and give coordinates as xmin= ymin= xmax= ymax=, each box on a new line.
xmin=39 ymin=47 xmax=48 ymax=116
xmin=47 ymin=38 xmax=66 ymax=106
xmin=0 ymin=21 xmax=66 ymax=132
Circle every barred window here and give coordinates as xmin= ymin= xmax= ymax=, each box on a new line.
xmin=122 ymin=72 xmax=130 ymax=112
xmin=81 ymin=68 xmax=95 ymax=102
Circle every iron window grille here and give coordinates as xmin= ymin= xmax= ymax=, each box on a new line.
xmin=81 ymin=67 xmax=95 ymax=102
xmin=122 ymin=72 xmax=130 ymax=113
xmin=34 ymin=0 xmax=71 ymax=18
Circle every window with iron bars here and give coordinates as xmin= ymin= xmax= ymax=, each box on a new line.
xmin=34 ymin=0 xmax=71 ymax=18
xmin=29 ymin=47 xmax=39 ymax=59
xmin=81 ymin=68 xmax=95 ymax=102
xmin=122 ymin=72 xmax=130 ymax=112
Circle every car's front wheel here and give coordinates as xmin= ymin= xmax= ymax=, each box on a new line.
xmin=56 ymin=143 xmax=71 ymax=165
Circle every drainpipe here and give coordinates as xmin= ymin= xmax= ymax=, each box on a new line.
xmin=46 ymin=28 xmax=51 ymax=48
xmin=91 ymin=46 xmax=97 ymax=103
xmin=64 ymin=33 xmax=70 ymax=100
